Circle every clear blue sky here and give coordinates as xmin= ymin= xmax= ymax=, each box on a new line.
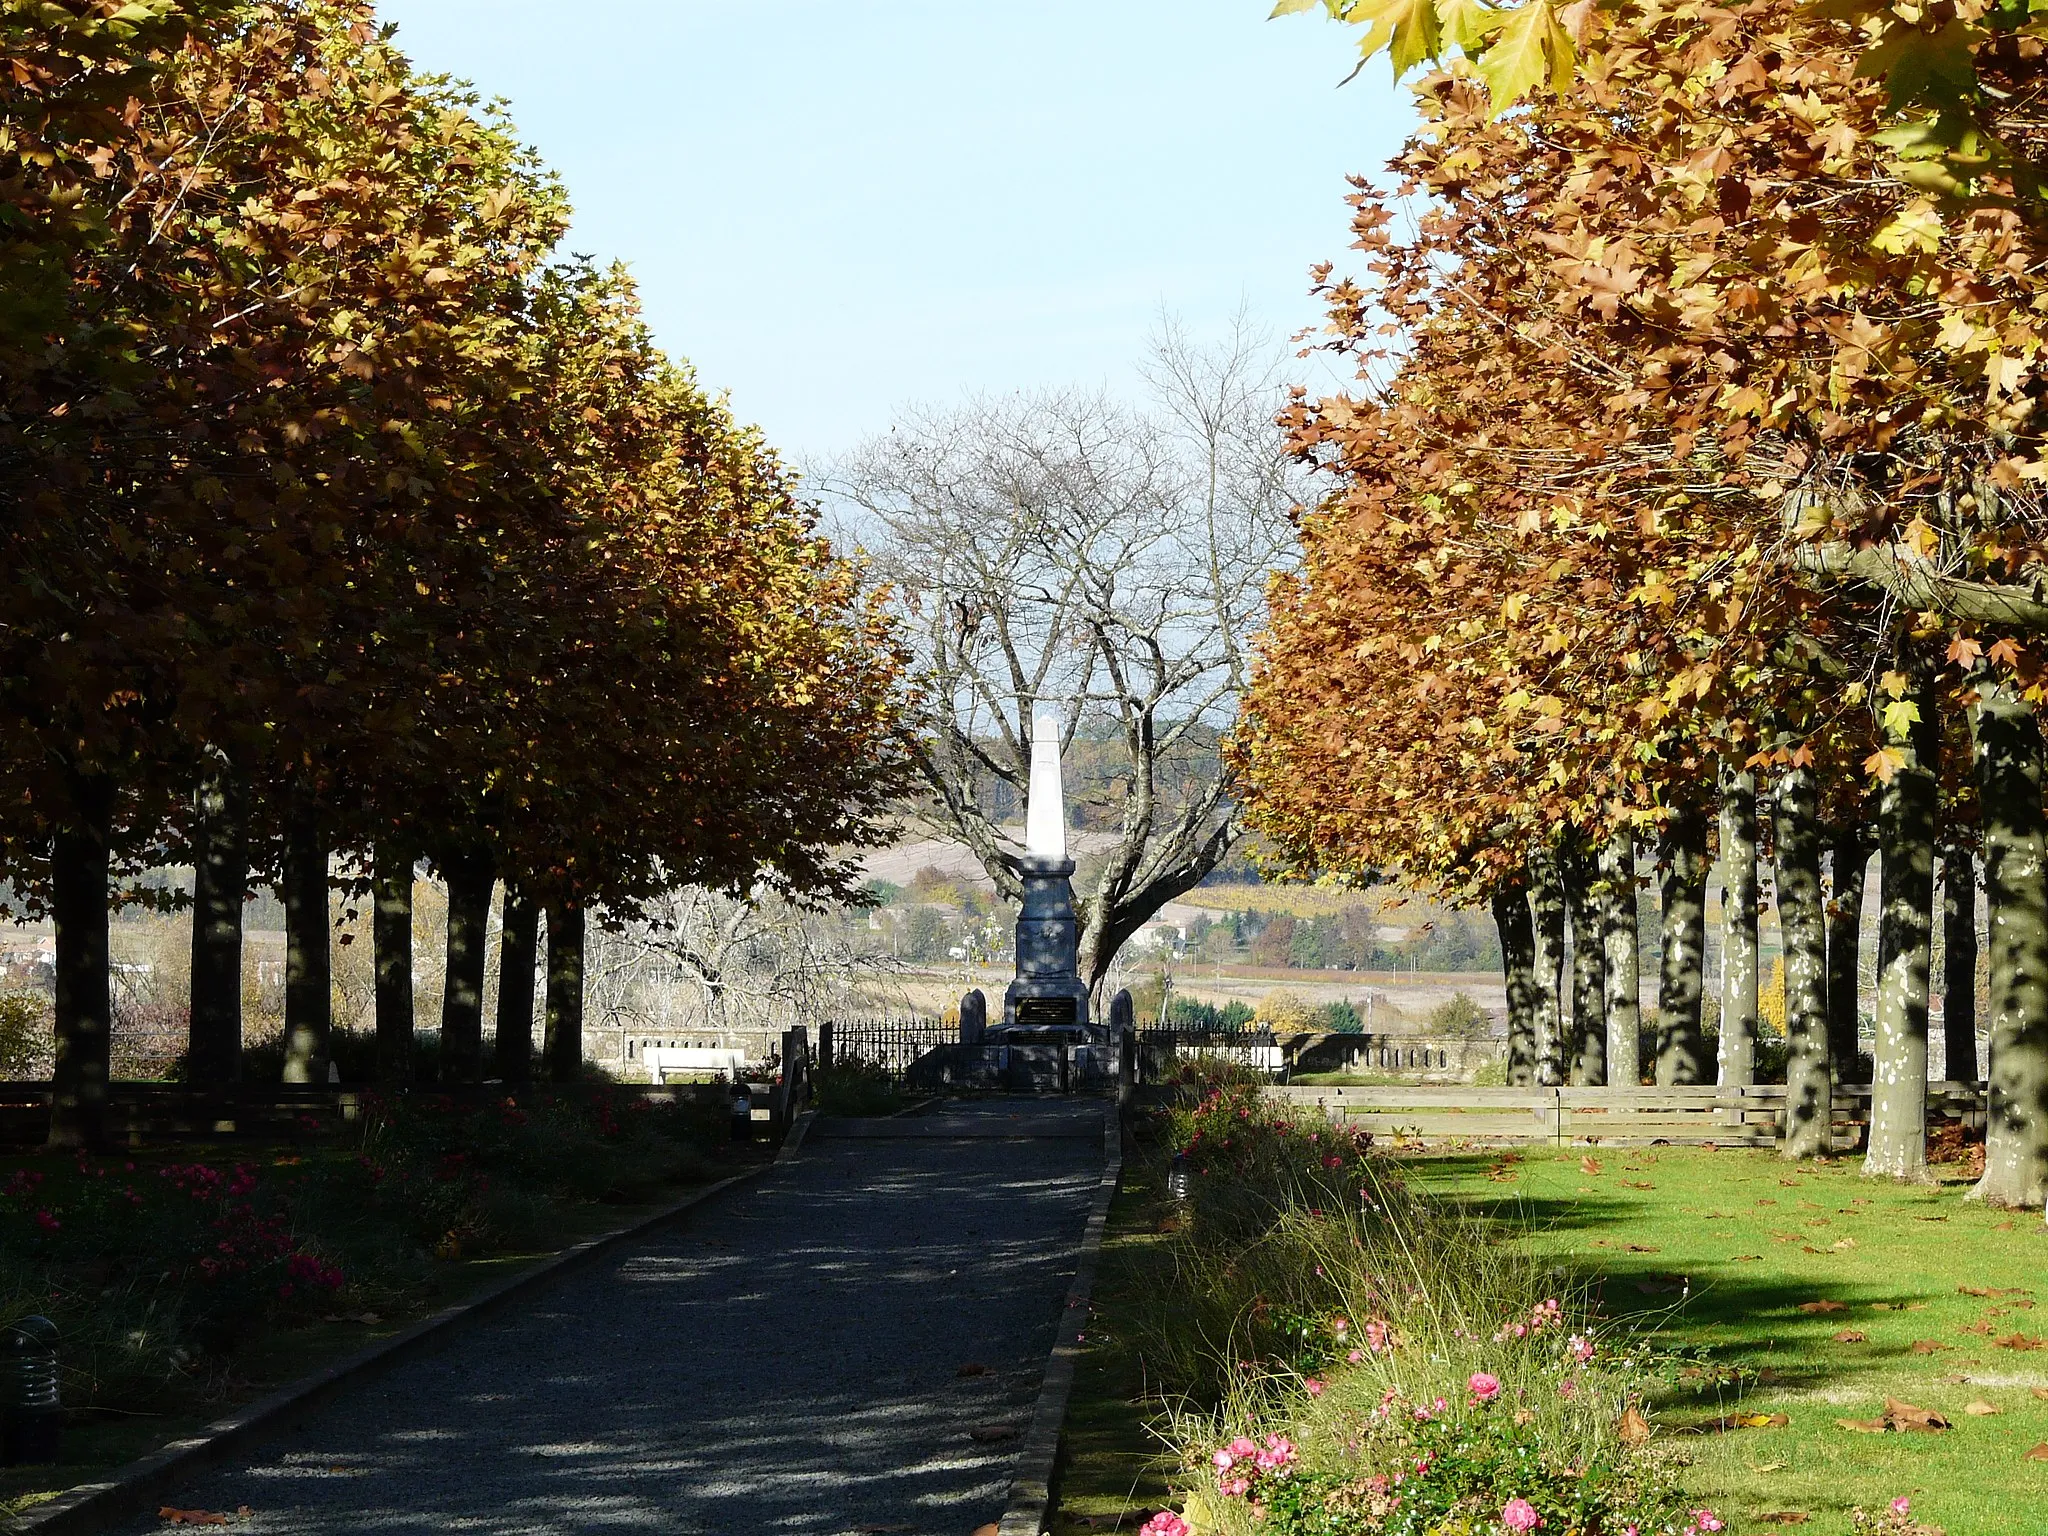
xmin=376 ymin=1 xmax=1415 ymax=468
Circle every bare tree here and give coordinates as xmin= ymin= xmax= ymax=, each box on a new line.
xmin=585 ymin=887 xmax=913 ymax=1036
xmin=832 ymin=317 xmax=1302 ymax=990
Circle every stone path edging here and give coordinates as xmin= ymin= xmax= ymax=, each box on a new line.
xmin=997 ymin=1102 xmax=1125 ymax=1536
xmin=4 ymin=1151 xmax=788 ymax=1536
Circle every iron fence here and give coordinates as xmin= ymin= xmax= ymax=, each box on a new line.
xmin=817 ymin=1017 xmax=953 ymax=1079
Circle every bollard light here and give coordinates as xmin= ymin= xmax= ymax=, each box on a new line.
xmin=1166 ymin=1152 xmax=1191 ymax=1202
xmin=1 ymin=1315 xmax=60 ymax=1466
xmin=729 ymin=1074 xmax=753 ymax=1141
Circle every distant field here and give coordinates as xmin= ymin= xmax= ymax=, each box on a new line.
xmin=1179 ymin=881 xmax=1457 ymax=922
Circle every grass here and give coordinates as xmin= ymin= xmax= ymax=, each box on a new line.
xmin=1053 ymin=1075 xmax=1688 ymax=1536
xmin=1410 ymin=1144 xmax=2048 ymax=1536
xmin=1051 ymin=1149 xmax=1179 ymax=1535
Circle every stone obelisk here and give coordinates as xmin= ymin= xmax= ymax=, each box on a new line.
xmin=999 ymin=711 xmax=1093 ymax=1035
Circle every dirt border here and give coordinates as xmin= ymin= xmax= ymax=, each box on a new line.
xmin=998 ymin=1101 xmax=1125 ymax=1536
xmin=3 ymin=1147 xmax=790 ymax=1536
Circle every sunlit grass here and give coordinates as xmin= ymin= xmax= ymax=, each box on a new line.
xmin=1410 ymin=1144 xmax=2048 ymax=1536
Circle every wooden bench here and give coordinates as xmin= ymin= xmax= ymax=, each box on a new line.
xmin=642 ymin=1046 xmax=748 ymax=1084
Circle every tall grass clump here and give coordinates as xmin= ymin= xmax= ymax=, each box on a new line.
xmin=1136 ymin=1067 xmax=1710 ymax=1536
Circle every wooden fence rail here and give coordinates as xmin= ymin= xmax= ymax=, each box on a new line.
xmin=1267 ymin=1081 xmax=1988 ymax=1150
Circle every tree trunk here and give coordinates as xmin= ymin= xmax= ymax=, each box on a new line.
xmin=1826 ymin=824 xmax=1872 ymax=1084
xmin=1775 ymin=764 xmax=1833 ymax=1159
xmin=439 ymin=854 xmax=493 ymax=1086
xmin=48 ymin=775 xmax=114 ymax=1149
xmin=495 ymin=887 xmax=540 ymax=1085
xmin=1528 ymin=847 xmax=1567 ymax=1086
xmin=1942 ymin=845 xmax=1980 ymax=1082
xmin=1968 ymin=680 xmax=2048 ymax=1206
xmin=1866 ymin=674 xmax=1938 ymax=1179
xmin=1718 ymin=766 xmax=1760 ymax=1087
xmin=373 ymin=844 xmax=414 ymax=1085
xmin=186 ymin=770 xmax=246 ymax=1087
xmin=1599 ymin=828 xmax=1641 ymax=1088
xmin=1654 ymin=808 xmax=1710 ymax=1085
xmin=280 ymin=812 xmax=331 ymax=1085
xmin=544 ymin=903 xmax=585 ymax=1085
xmin=1566 ymin=838 xmax=1607 ymax=1086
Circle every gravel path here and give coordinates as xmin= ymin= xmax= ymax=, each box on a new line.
xmin=127 ymin=1097 xmax=1107 ymax=1536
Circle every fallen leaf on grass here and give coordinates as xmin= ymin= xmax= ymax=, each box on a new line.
xmin=1966 ymin=1401 xmax=2002 ymax=1416
xmin=1916 ymin=1214 xmax=1949 ymax=1222
xmin=1884 ymin=1398 xmax=1950 ymax=1431
xmin=1732 ymin=1254 xmax=1764 ymax=1262
xmin=1961 ymin=1285 xmax=1995 ymax=1297
xmin=969 ymin=1424 xmax=1021 ymax=1443
xmin=1622 ymin=1180 xmax=1656 ymax=1190
xmin=1618 ymin=1405 xmax=1651 ymax=1445
xmin=1758 ymin=1515 xmax=1810 ymax=1526
xmin=1996 ymin=1220 xmax=2017 ymax=1231
xmin=1833 ymin=1330 xmax=1868 ymax=1343
xmin=2032 ymin=1387 xmax=2048 ymax=1402
xmin=1626 ymin=1243 xmax=1661 ymax=1253
xmin=1910 ymin=1340 xmax=1952 ymax=1354
xmin=1837 ymin=1417 xmax=1888 ymax=1434
xmin=1994 ymin=1333 xmax=2047 ymax=1351
xmin=1581 ymin=1155 xmax=1602 ymax=1174
xmin=2028 ymin=1444 xmax=2048 ymax=1463
xmin=1694 ymin=1412 xmax=1789 ymax=1432
xmin=1749 ymin=1461 xmax=1787 ymax=1474
xmin=973 ymin=1526 xmax=1002 ymax=1536
xmin=157 ymin=1513 xmax=229 ymax=1527
xmin=1798 ymin=1300 xmax=1847 ymax=1314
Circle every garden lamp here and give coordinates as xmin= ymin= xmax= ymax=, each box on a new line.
xmin=1 ymin=1315 xmax=60 ymax=1466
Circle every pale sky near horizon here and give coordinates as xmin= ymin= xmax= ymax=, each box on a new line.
xmin=373 ymin=1 xmax=1417 ymax=471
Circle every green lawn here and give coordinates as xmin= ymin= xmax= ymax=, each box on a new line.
xmin=1411 ymin=1144 xmax=2048 ymax=1536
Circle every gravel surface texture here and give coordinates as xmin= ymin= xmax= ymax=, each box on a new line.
xmin=124 ymin=1097 xmax=1107 ymax=1536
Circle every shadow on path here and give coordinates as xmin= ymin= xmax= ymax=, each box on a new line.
xmin=128 ymin=1097 xmax=1106 ymax=1536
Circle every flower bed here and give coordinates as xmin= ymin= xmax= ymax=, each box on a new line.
xmin=0 ymin=1087 xmax=731 ymax=1412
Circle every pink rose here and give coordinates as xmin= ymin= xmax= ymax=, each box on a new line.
xmin=1212 ymin=1449 xmax=1234 ymax=1470
xmin=1347 ymin=1348 xmax=1365 ymax=1363
xmin=1891 ymin=1498 xmax=1911 ymax=1517
xmin=1569 ymin=1334 xmax=1596 ymax=1363
xmin=1502 ymin=1496 xmax=1542 ymax=1532
xmin=1140 ymin=1515 xmax=1190 ymax=1536
xmin=1305 ymin=1377 xmax=1326 ymax=1398
xmin=1228 ymin=1436 xmax=1257 ymax=1459
xmin=1690 ymin=1512 xmax=1724 ymax=1534
xmin=1468 ymin=1371 xmax=1503 ymax=1402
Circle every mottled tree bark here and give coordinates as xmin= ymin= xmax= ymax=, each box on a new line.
xmin=544 ymin=903 xmax=586 ymax=1085
xmin=1826 ymin=824 xmax=1873 ymax=1083
xmin=1527 ymin=848 xmax=1568 ymax=1087
xmin=1492 ymin=879 xmax=1540 ymax=1088
xmin=280 ymin=811 xmax=331 ymax=1085
xmin=1968 ymin=680 xmax=2048 ymax=1207
xmin=186 ymin=771 xmax=247 ymax=1087
xmin=1942 ymin=845 xmax=1980 ymax=1083
xmin=373 ymin=845 xmax=414 ymax=1085
xmin=1775 ymin=764 xmax=1833 ymax=1159
xmin=1566 ymin=837 xmax=1607 ymax=1085
xmin=1866 ymin=676 xmax=1938 ymax=1180
xmin=438 ymin=854 xmax=493 ymax=1086
xmin=48 ymin=774 xmax=114 ymax=1149
xmin=1718 ymin=766 xmax=1760 ymax=1088
xmin=1654 ymin=809 xmax=1710 ymax=1086
xmin=496 ymin=887 xmax=540 ymax=1085
xmin=1599 ymin=829 xmax=1642 ymax=1087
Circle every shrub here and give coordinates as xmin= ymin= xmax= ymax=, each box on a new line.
xmin=0 ymin=991 xmax=48 ymax=1079
xmin=1142 ymin=1068 xmax=1692 ymax=1536
xmin=813 ymin=1060 xmax=905 ymax=1117
xmin=1425 ymin=991 xmax=1489 ymax=1039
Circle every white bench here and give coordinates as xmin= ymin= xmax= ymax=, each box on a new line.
xmin=642 ymin=1046 xmax=748 ymax=1084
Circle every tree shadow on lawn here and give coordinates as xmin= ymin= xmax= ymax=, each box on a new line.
xmin=1403 ymin=1152 xmax=1996 ymax=1408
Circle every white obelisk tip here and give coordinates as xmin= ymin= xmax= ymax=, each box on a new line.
xmin=1025 ymin=711 xmax=1067 ymax=860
